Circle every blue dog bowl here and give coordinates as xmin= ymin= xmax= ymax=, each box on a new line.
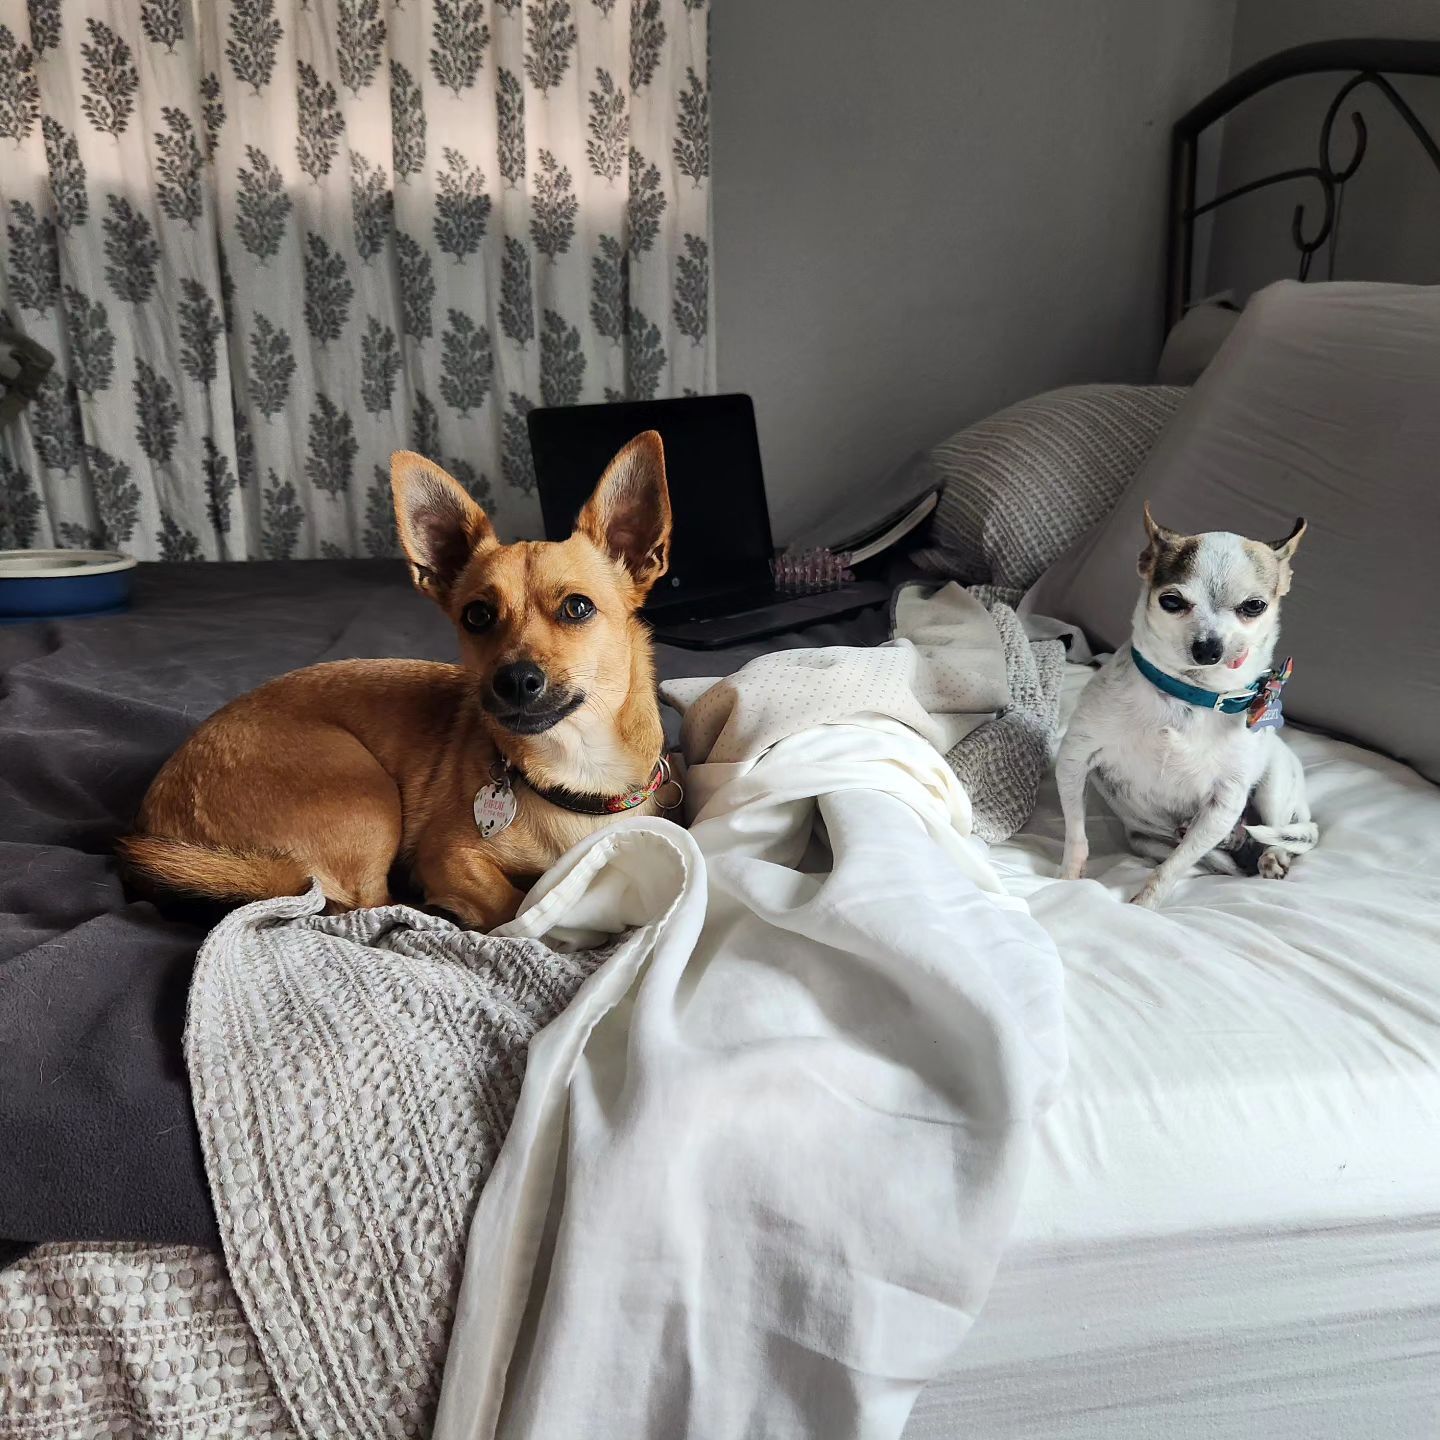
xmin=0 ymin=549 xmax=138 ymax=621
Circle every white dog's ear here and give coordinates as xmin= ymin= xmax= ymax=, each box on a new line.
xmin=1269 ymin=516 xmax=1306 ymax=562
xmin=1268 ymin=516 xmax=1306 ymax=596
xmin=1139 ymin=501 xmax=1189 ymax=580
xmin=1142 ymin=500 xmax=1182 ymax=547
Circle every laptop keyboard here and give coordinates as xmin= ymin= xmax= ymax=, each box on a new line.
xmin=651 ymin=583 xmax=890 ymax=649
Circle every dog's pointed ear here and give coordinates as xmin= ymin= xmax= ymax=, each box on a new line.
xmin=1139 ymin=501 xmax=1185 ymax=580
xmin=391 ymin=451 xmax=496 ymax=602
xmin=1142 ymin=501 xmax=1182 ymax=548
xmin=576 ymin=430 xmax=672 ymax=599
xmin=1269 ymin=516 xmax=1306 ymax=562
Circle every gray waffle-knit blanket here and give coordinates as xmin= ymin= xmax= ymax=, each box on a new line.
xmin=189 ymin=885 xmax=616 ymax=1439
xmin=887 ymin=582 xmax=1065 ymax=844
xmin=943 ymin=599 xmax=1065 ymax=842
xmin=1 ymin=1242 xmax=294 ymax=1439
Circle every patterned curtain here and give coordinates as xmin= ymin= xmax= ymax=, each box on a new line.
xmin=0 ymin=0 xmax=713 ymax=559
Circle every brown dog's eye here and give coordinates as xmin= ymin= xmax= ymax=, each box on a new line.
xmin=1237 ymin=598 xmax=1268 ymax=619
xmin=461 ymin=601 xmax=496 ymax=633
xmin=560 ymin=594 xmax=595 ymax=623
xmin=1158 ymin=592 xmax=1190 ymax=614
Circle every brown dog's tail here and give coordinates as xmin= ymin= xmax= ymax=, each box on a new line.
xmin=118 ymin=834 xmax=311 ymax=903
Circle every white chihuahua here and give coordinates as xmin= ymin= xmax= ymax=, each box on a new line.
xmin=1056 ymin=504 xmax=1318 ymax=909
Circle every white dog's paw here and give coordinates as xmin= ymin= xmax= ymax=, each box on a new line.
xmin=1059 ymin=848 xmax=1088 ymax=882
xmin=1258 ymin=848 xmax=1293 ymax=880
xmin=1128 ymin=881 xmax=1162 ymax=909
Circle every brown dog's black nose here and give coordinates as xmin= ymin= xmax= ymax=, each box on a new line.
xmin=492 ymin=661 xmax=547 ymax=709
xmin=1191 ymin=635 xmax=1223 ymax=666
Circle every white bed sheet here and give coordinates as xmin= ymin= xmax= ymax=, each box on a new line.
xmin=907 ymin=663 xmax=1440 ymax=1438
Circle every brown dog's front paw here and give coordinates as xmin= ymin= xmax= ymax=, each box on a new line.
xmin=450 ymin=893 xmax=523 ymax=931
xmin=418 ymin=868 xmax=524 ymax=931
xmin=414 ymin=842 xmax=526 ymax=933
xmin=425 ymin=898 xmax=519 ymax=930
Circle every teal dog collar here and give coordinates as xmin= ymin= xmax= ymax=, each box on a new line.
xmin=1132 ymin=647 xmax=1293 ymax=730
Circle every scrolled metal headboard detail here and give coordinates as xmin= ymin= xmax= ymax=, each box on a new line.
xmin=1166 ymin=39 xmax=1440 ymax=331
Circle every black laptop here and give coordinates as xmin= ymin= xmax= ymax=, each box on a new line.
xmin=527 ymin=394 xmax=889 ymax=648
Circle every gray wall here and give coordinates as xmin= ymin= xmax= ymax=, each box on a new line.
xmin=710 ymin=0 xmax=1238 ymax=544
xmin=1205 ymin=1 xmax=1440 ymax=301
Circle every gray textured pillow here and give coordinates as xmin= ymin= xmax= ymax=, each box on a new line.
xmin=911 ymin=385 xmax=1186 ymax=596
xmin=1026 ymin=280 xmax=1440 ymax=783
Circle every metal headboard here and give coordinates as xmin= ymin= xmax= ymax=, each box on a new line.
xmin=1166 ymin=38 xmax=1440 ymax=331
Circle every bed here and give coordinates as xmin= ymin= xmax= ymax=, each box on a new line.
xmin=6 ymin=37 xmax=1440 ymax=1440
xmin=5 ymin=569 xmax=1437 ymax=1439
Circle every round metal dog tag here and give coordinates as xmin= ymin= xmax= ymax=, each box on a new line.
xmin=473 ymin=778 xmax=517 ymax=838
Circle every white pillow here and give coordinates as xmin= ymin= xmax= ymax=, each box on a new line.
xmin=1156 ymin=297 xmax=1242 ymax=385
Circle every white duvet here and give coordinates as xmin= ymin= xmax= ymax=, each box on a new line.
xmin=433 ymin=598 xmax=1065 ymax=1440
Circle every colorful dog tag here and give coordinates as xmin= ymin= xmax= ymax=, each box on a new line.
xmin=473 ymin=773 xmax=517 ymax=838
xmin=1246 ymin=657 xmax=1293 ymax=732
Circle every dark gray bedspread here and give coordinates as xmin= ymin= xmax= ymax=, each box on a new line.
xmin=0 ymin=561 xmax=889 ymax=1256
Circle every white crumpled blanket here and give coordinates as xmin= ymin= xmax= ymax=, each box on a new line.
xmin=433 ymin=585 xmax=1066 ymax=1440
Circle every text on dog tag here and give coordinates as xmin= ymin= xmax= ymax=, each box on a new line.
xmin=473 ymin=778 xmax=517 ymax=838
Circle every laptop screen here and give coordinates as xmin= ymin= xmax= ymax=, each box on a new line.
xmin=528 ymin=394 xmax=775 ymax=611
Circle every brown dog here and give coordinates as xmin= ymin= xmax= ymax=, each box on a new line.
xmin=121 ymin=431 xmax=674 ymax=930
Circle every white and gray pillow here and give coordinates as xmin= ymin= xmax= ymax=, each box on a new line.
xmin=911 ymin=384 xmax=1187 ymax=599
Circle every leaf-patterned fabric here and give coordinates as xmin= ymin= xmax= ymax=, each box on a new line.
xmin=0 ymin=0 xmax=713 ymax=558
